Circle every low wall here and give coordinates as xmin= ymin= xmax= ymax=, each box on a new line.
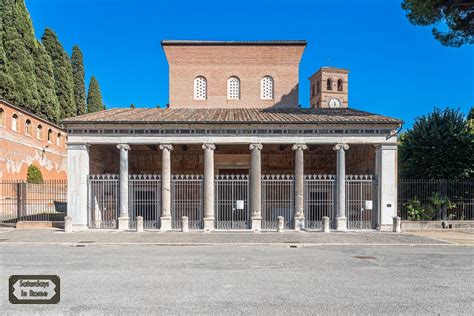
xmin=402 ymin=220 xmax=474 ymax=231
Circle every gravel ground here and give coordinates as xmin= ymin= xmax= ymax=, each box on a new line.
xmin=0 ymin=244 xmax=473 ymax=315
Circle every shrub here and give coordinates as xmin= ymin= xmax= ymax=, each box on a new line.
xmin=27 ymin=164 xmax=43 ymax=183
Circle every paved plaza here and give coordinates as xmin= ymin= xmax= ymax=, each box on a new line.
xmin=0 ymin=229 xmax=473 ymax=314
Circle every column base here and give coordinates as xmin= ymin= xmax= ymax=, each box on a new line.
xmin=251 ymin=217 xmax=262 ymax=232
xmin=294 ymin=217 xmax=305 ymax=231
xmin=336 ymin=217 xmax=347 ymax=231
xmin=117 ymin=216 xmax=130 ymax=230
xmin=203 ymin=217 xmax=215 ymax=231
xmin=160 ymin=216 xmax=172 ymax=231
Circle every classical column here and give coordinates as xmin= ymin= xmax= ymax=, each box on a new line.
xmin=292 ymin=144 xmax=307 ymax=230
xmin=334 ymin=143 xmax=349 ymax=230
xmin=159 ymin=144 xmax=173 ymax=231
xmin=202 ymin=143 xmax=216 ymax=231
xmin=375 ymin=144 xmax=398 ymax=231
xmin=67 ymin=144 xmax=90 ymax=231
xmin=249 ymin=143 xmax=263 ymax=231
xmin=117 ymin=144 xmax=130 ymax=230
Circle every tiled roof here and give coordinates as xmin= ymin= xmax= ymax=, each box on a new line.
xmin=62 ymin=107 xmax=402 ymax=125
xmin=161 ymin=40 xmax=307 ymax=46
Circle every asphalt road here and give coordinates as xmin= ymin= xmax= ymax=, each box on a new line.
xmin=0 ymin=244 xmax=472 ymax=315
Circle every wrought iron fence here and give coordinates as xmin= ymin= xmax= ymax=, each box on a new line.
xmin=398 ymin=179 xmax=474 ymax=220
xmin=0 ymin=180 xmax=67 ymax=224
xmin=346 ymin=175 xmax=377 ymax=229
xmin=304 ymin=175 xmax=336 ymax=229
xmin=171 ymin=175 xmax=203 ymax=229
xmin=215 ymin=174 xmax=249 ymax=229
xmin=88 ymin=174 xmax=119 ymax=229
xmin=262 ymin=174 xmax=294 ymax=229
xmin=129 ymin=174 xmax=161 ymax=229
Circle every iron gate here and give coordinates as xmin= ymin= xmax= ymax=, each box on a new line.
xmin=129 ymin=174 xmax=161 ymax=229
xmin=171 ymin=175 xmax=203 ymax=229
xmin=88 ymin=174 xmax=119 ymax=229
xmin=215 ymin=174 xmax=249 ymax=229
xmin=262 ymin=174 xmax=295 ymax=229
xmin=346 ymin=175 xmax=377 ymax=229
xmin=304 ymin=175 xmax=336 ymax=229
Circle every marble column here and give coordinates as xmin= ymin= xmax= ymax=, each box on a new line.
xmin=159 ymin=144 xmax=173 ymax=231
xmin=334 ymin=143 xmax=349 ymax=230
xmin=202 ymin=143 xmax=216 ymax=231
xmin=292 ymin=144 xmax=307 ymax=230
xmin=117 ymin=144 xmax=130 ymax=230
xmin=249 ymin=143 xmax=263 ymax=231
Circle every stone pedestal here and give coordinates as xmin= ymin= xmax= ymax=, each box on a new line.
xmin=160 ymin=217 xmax=172 ymax=231
xmin=294 ymin=217 xmax=305 ymax=231
xmin=203 ymin=218 xmax=215 ymax=231
xmin=64 ymin=216 xmax=72 ymax=233
xmin=136 ymin=216 xmax=144 ymax=233
xmin=251 ymin=217 xmax=262 ymax=232
xmin=336 ymin=217 xmax=347 ymax=231
xmin=181 ymin=216 xmax=189 ymax=233
xmin=277 ymin=216 xmax=284 ymax=232
xmin=393 ymin=216 xmax=401 ymax=233
xmin=118 ymin=217 xmax=129 ymax=230
xmin=322 ymin=216 xmax=330 ymax=233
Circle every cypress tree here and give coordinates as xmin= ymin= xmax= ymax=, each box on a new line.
xmin=1 ymin=0 xmax=40 ymax=113
xmin=33 ymin=40 xmax=61 ymax=123
xmin=87 ymin=76 xmax=104 ymax=113
xmin=42 ymin=28 xmax=76 ymax=119
xmin=71 ymin=45 xmax=86 ymax=115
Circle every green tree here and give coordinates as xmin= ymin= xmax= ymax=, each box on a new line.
xmin=0 ymin=0 xmax=40 ymax=113
xmin=33 ymin=40 xmax=61 ymax=123
xmin=87 ymin=76 xmax=104 ymax=113
xmin=26 ymin=164 xmax=43 ymax=183
xmin=401 ymin=0 xmax=474 ymax=47
xmin=468 ymin=107 xmax=474 ymax=130
xmin=130 ymin=103 xmax=135 ymax=109
xmin=42 ymin=28 xmax=77 ymax=119
xmin=399 ymin=108 xmax=474 ymax=179
xmin=71 ymin=45 xmax=86 ymax=115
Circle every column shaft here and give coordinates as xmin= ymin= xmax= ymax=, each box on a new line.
xmin=292 ymin=144 xmax=307 ymax=230
xmin=117 ymin=144 xmax=130 ymax=230
xmin=334 ymin=143 xmax=349 ymax=230
xmin=159 ymin=144 xmax=173 ymax=231
xmin=202 ymin=143 xmax=216 ymax=231
xmin=249 ymin=143 xmax=262 ymax=231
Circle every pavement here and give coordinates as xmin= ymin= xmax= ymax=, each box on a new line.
xmin=0 ymin=243 xmax=473 ymax=315
xmin=0 ymin=228 xmax=471 ymax=246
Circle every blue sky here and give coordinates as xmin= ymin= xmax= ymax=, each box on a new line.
xmin=27 ymin=0 xmax=473 ymax=128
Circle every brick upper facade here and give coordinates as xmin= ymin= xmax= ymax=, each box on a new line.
xmin=0 ymin=100 xmax=67 ymax=180
xmin=162 ymin=40 xmax=306 ymax=109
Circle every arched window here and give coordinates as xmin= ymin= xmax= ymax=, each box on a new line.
xmin=311 ymin=84 xmax=315 ymax=97
xmin=261 ymin=76 xmax=274 ymax=100
xmin=47 ymin=129 xmax=53 ymax=143
xmin=11 ymin=113 xmax=19 ymax=132
xmin=317 ymin=81 xmax=320 ymax=93
xmin=194 ymin=76 xmax=207 ymax=100
xmin=25 ymin=119 xmax=32 ymax=136
xmin=0 ymin=108 xmax=5 ymax=126
xmin=327 ymin=78 xmax=332 ymax=91
xmin=227 ymin=76 xmax=240 ymax=100
xmin=37 ymin=125 xmax=43 ymax=140
xmin=337 ymin=79 xmax=343 ymax=91
xmin=56 ymin=133 xmax=62 ymax=146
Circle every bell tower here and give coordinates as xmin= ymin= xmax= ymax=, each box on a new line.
xmin=309 ymin=67 xmax=349 ymax=109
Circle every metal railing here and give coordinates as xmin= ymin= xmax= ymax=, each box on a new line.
xmin=88 ymin=174 xmax=119 ymax=229
xmin=171 ymin=175 xmax=203 ymax=229
xmin=129 ymin=174 xmax=161 ymax=229
xmin=262 ymin=174 xmax=294 ymax=229
xmin=304 ymin=175 xmax=336 ymax=229
xmin=398 ymin=179 xmax=474 ymax=220
xmin=346 ymin=175 xmax=377 ymax=229
xmin=0 ymin=180 xmax=67 ymax=224
xmin=215 ymin=174 xmax=249 ymax=229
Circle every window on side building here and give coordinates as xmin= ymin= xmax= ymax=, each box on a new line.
xmin=37 ymin=125 xmax=43 ymax=140
xmin=337 ymin=79 xmax=343 ymax=91
xmin=227 ymin=76 xmax=240 ymax=100
xmin=194 ymin=76 xmax=207 ymax=100
xmin=327 ymin=78 xmax=332 ymax=91
xmin=47 ymin=129 xmax=53 ymax=143
xmin=0 ymin=108 xmax=5 ymax=126
xmin=25 ymin=119 xmax=32 ymax=136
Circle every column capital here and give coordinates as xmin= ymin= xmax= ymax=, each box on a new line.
xmin=117 ymin=143 xmax=131 ymax=151
xmin=292 ymin=144 xmax=308 ymax=151
xmin=333 ymin=143 xmax=349 ymax=151
xmin=249 ymin=143 xmax=263 ymax=151
xmin=202 ymin=143 xmax=216 ymax=151
xmin=159 ymin=144 xmax=173 ymax=151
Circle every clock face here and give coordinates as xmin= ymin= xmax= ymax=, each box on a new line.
xmin=328 ymin=98 xmax=341 ymax=108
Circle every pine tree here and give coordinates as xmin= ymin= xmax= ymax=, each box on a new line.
xmin=87 ymin=76 xmax=104 ymax=113
xmin=42 ymin=28 xmax=77 ymax=119
xmin=71 ymin=45 xmax=86 ymax=115
xmin=1 ymin=0 xmax=40 ymax=113
xmin=33 ymin=40 xmax=60 ymax=123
